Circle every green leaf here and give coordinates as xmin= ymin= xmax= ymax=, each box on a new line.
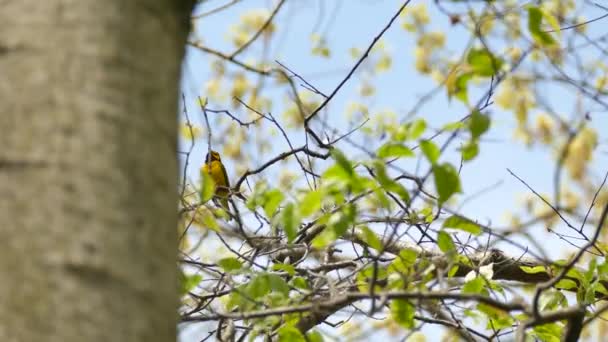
xmin=306 ymin=331 xmax=324 ymax=342
xmin=520 ymin=265 xmax=546 ymax=274
xmin=359 ymin=226 xmax=383 ymax=251
xmin=331 ymin=203 xmax=357 ymax=237
xmin=540 ymin=290 xmax=567 ymax=311
xmin=442 ymin=121 xmax=465 ymax=131
xmin=531 ymin=322 xmax=562 ymax=342
xmin=448 ymin=265 xmax=459 ymax=277
xmin=267 ymin=274 xmax=290 ymax=295
xmin=477 ymin=303 xmax=513 ymax=330
xmin=462 ymin=276 xmax=485 ymax=294
xmin=299 ymin=190 xmax=322 ymax=217
xmin=377 ymin=143 xmax=415 ymax=158
xmin=218 ymin=257 xmax=243 ymax=272
xmin=311 ymin=229 xmax=335 ymax=249
xmin=408 ymin=119 xmax=427 ymax=140
xmin=281 ymin=203 xmax=299 ymax=243
xmin=331 ymin=149 xmax=354 ymax=177
xmin=277 ymin=326 xmax=306 ymax=342
xmin=389 ymin=249 xmax=418 ymax=275
xmin=565 ymin=268 xmax=585 ymax=284
xmin=443 ymin=215 xmax=482 ymax=235
xmin=291 ymin=276 xmax=309 ymax=289
xmin=437 ymin=231 xmax=455 ymax=252
xmin=374 ymin=161 xmax=410 ymax=203
xmin=391 ymin=299 xmax=415 ymax=328
xmin=432 ymin=163 xmax=462 ymax=204
xmin=272 ymin=263 xmax=296 ymax=276
xmin=453 ymin=72 xmax=472 ymax=102
xmin=420 ymin=140 xmax=440 ymax=164
xmin=398 ymin=249 xmax=418 ymax=267
xmin=555 ymin=279 xmax=577 ymax=290
xmin=263 ymin=189 xmax=284 ymax=217
xmin=322 ymin=164 xmax=351 ymax=184
xmin=593 ymin=282 xmax=608 ymax=295
xmin=528 ymin=6 xmax=556 ymax=46
xmin=180 ymin=273 xmax=202 ymax=294
xmin=598 ymin=259 xmax=608 ymax=279
xmin=460 ymin=141 xmax=479 ymax=161
xmin=542 ymin=10 xmax=561 ymax=35
xmin=356 ymin=265 xmax=388 ymax=292
xmin=585 ymin=258 xmax=597 ymax=283
xmin=469 ymin=110 xmax=491 ymax=139
xmin=467 ymin=48 xmax=503 ymax=77
xmin=312 ymin=204 xmax=357 ymax=248
xmin=199 ymin=171 xmax=216 ymax=203
xmin=248 ymin=275 xmax=270 ymax=298
xmin=199 ymin=210 xmax=220 ymax=232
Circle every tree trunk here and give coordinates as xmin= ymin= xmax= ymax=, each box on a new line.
xmin=0 ymin=1 xmax=193 ymax=341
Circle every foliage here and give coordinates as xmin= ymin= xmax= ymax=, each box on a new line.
xmin=178 ymin=1 xmax=608 ymax=341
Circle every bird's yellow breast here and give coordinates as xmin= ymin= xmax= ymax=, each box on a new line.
xmin=202 ymin=160 xmax=229 ymax=197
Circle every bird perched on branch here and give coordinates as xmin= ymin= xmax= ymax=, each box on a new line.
xmin=201 ymin=150 xmax=232 ymax=220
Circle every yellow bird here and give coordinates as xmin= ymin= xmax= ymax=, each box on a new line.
xmin=201 ymin=150 xmax=232 ymax=220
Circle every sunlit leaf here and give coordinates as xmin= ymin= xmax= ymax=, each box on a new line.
xmin=377 ymin=143 xmax=415 ymax=158
xmin=520 ymin=265 xmax=546 ymax=274
xmin=469 ymin=110 xmax=491 ymax=139
xmin=461 ymin=141 xmax=479 ymax=161
xmin=391 ymin=299 xmax=415 ymax=328
xmin=291 ymin=276 xmax=309 ymax=289
xmin=462 ymin=276 xmax=484 ymax=294
xmin=420 ymin=140 xmax=440 ymax=164
xmin=437 ymin=231 xmax=455 ymax=252
xmin=267 ymin=274 xmax=290 ymax=295
xmin=374 ymin=161 xmax=411 ymax=203
xmin=540 ymin=290 xmax=567 ymax=311
xmin=281 ymin=202 xmax=299 ymax=243
xmin=263 ymin=189 xmax=284 ymax=217
xmin=272 ymin=263 xmax=296 ymax=276
xmin=180 ymin=273 xmax=202 ymax=294
xmin=531 ymin=322 xmax=562 ymax=342
xmin=306 ymin=331 xmax=324 ymax=342
xmin=299 ymin=190 xmax=323 ymax=217
xmin=432 ymin=163 xmax=462 ymax=204
xmin=443 ymin=215 xmax=482 ymax=235
xmin=359 ymin=226 xmax=383 ymax=251
xmin=555 ymin=279 xmax=577 ymax=290
xmin=278 ymin=326 xmax=306 ymax=342
xmin=218 ymin=257 xmax=243 ymax=272
xmin=199 ymin=171 xmax=216 ymax=203
xmin=467 ymin=48 xmax=503 ymax=77
xmin=528 ymin=6 xmax=556 ymax=46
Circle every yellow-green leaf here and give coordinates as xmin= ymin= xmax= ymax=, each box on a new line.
xmin=437 ymin=231 xmax=455 ymax=252
xmin=420 ymin=140 xmax=440 ymax=164
xmin=433 ymin=163 xmax=462 ymax=204
xmin=520 ymin=265 xmax=546 ymax=274
xmin=467 ymin=48 xmax=503 ymax=77
xmin=443 ymin=215 xmax=482 ymax=235
xmin=378 ymin=143 xmax=415 ymax=158
xmin=199 ymin=171 xmax=216 ymax=203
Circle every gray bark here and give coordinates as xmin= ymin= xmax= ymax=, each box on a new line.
xmin=0 ymin=1 xmax=193 ymax=341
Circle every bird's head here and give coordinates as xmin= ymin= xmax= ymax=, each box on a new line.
xmin=205 ymin=150 xmax=221 ymax=163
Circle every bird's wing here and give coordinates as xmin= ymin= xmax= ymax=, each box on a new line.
xmin=220 ymin=162 xmax=230 ymax=188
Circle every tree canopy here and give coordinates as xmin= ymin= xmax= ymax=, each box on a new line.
xmin=178 ymin=1 xmax=608 ymax=341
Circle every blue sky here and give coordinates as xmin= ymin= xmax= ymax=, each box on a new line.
xmin=179 ymin=0 xmax=608 ymax=340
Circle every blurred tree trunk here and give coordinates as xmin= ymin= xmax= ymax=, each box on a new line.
xmin=0 ymin=1 xmax=193 ymax=341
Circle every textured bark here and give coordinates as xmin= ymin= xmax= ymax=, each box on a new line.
xmin=0 ymin=1 xmax=193 ymax=341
